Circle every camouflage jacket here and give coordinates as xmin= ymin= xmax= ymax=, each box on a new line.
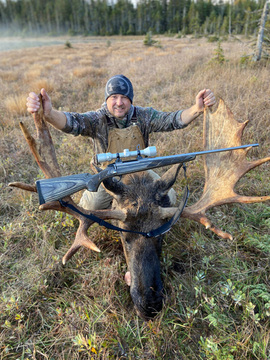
xmin=62 ymin=103 xmax=186 ymax=154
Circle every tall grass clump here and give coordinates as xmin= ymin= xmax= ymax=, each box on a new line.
xmin=0 ymin=35 xmax=269 ymax=359
xmin=4 ymin=94 xmax=28 ymax=116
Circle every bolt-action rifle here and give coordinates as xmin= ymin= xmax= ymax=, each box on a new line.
xmin=36 ymin=144 xmax=259 ymax=205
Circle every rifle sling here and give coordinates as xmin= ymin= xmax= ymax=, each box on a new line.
xmin=59 ymin=165 xmax=189 ymax=238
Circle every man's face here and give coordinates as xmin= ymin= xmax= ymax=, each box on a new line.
xmin=106 ymin=94 xmax=131 ymax=119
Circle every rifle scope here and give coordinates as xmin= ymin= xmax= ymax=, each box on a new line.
xmin=95 ymin=146 xmax=157 ymax=163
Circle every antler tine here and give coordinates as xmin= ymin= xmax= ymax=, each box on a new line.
xmin=38 ymin=197 xmax=100 ymax=261
xmin=62 ymin=205 xmax=126 ymax=264
xmin=8 ymin=182 xmax=37 ymax=192
xmin=246 ymin=155 xmax=270 ymax=171
xmin=62 ymin=219 xmax=100 ymax=265
xmin=60 ymin=205 xmax=126 ymax=264
xmin=39 ymin=196 xmax=126 ymax=263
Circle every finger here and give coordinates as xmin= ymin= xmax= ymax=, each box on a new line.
xmin=203 ymin=89 xmax=213 ymax=97
xmin=26 ymin=97 xmax=40 ymax=113
xmin=27 ymin=95 xmax=40 ymax=104
xmin=26 ymin=107 xmax=37 ymax=113
xmin=40 ymin=88 xmax=50 ymax=101
xmin=26 ymin=105 xmax=38 ymax=113
xmin=204 ymin=94 xmax=215 ymax=102
xmin=28 ymin=92 xmax=39 ymax=101
xmin=203 ymin=92 xmax=213 ymax=100
xmin=26 ymin=99 xmax=39 ymax=108
xmin=204 ymin=92 xmax=215 ymax=102
xmin=204 ymin=96 xmax=216 ymax=107
xmin=196 ymin=89 xmax=206 ymax=100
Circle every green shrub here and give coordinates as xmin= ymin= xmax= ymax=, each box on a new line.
xmin=143 ymin=31 xmax=157 ymax=46
xmin=211 ymin=41 xmax=225 ymax=64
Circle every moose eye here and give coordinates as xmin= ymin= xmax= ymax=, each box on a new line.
xmin=124 ymin=235 xmax=133 ymax=245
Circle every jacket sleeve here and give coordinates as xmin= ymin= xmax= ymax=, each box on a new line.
xmin=61 ymin=111 xmax=99 ymax=137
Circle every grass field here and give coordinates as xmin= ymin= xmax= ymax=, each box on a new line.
xmin=0 ymin=35 xmax=270 ymax=359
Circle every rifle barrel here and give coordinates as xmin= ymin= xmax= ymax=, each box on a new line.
xmin=178 ymin=144 xmax=259 ymax=157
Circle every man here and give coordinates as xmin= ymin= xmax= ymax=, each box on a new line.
xmin=27 ymin=74 xmax=215 ymax=210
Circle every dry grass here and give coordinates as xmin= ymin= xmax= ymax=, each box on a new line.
xmin=0 ymin=70 xmax=19 ymax=82
xmin=4 ymin=94 xmax=28 ymax=116
xmin=79 ymin=59 xmax=93 ymax=66
xmin=0 ymin=35 xmax=269 ymax=359
xmin=28 ymin=78 xmax=56 ymax=94
xmin=73 ymin=66 xmax=106 ymax=78
xmin=23 ymin=64 xmax=44 ymax=79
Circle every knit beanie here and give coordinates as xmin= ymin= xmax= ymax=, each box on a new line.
xmin=105 ymin=75 xmax=134 ymax=103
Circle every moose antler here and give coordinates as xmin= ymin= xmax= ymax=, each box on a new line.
xmin=181 ymin=99 xmax=270 ymax=239
xmin=9 ymin=95 xmax=126 ymax=264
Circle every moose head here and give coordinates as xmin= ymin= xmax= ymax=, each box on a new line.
xmin=9 ymin=98 xmax=270 ymax=319
xmin=101 ymin=166 xmax=182 ymax=318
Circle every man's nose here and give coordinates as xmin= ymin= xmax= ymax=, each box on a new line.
xmin=116 ymin=97 xmax=123 ymax=105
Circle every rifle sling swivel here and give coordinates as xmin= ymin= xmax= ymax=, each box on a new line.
xmin=59 ymin=164 xmax=189 ymax=238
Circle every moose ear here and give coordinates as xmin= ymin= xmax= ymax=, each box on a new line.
xmin=154 ymin=163 xmax=182 ymax=196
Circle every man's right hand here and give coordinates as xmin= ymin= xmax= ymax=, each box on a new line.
xmin=26 ymin=88 xmax=52 ymax=118
xmin=26 ymin=88 xmax=67 ymax=130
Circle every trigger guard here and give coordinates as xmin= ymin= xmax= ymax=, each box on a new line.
xmin=112 ymin=175 xmax=122 ymax=183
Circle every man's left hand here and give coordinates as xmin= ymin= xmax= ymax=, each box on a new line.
xmin=196 ymin=89 xmax=216 ymax=112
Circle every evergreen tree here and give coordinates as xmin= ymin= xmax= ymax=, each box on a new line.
xmin=0 ymin=0 xmax=266 ymax=38
xmin=188 ymin=2 xmax=200 ymax=34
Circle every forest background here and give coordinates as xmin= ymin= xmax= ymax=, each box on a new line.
xmin=0 ymin=0 xmax=269 ymax=37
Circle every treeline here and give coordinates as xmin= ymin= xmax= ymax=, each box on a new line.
xmin=0 ymin=0 xmax=268 ymax=37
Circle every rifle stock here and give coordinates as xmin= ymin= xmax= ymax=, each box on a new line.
xmin=35 ymin=144 xmax=259 ymax=205
xmin=36 ymin=173 xmax=96 ymax=205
